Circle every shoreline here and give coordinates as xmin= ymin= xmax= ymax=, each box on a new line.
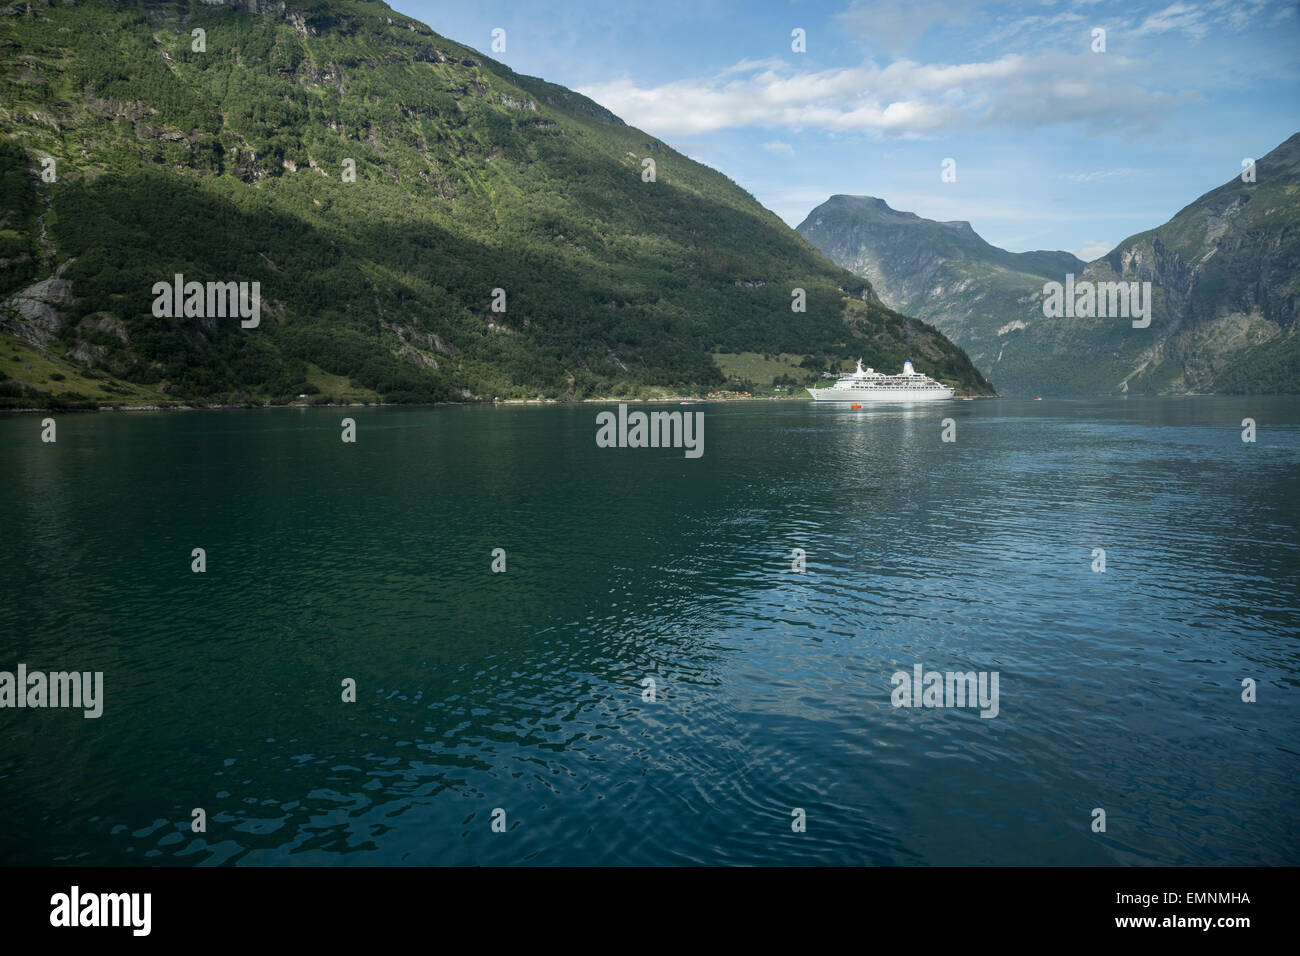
xmin=0 ymin=393 xmax=1008 ymax=414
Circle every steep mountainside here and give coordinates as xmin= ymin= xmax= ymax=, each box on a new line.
xmin=797 ymin=195 xmax=1082 ymax=394
xmin=799 ymin=135 xmax=1300 ymax=396
xmin=1084 ymin=133 xmax=1300 ymax=395
xmin=0 ymin=0 xmax=992 ymax=408
xmin=798 ymin=195 xmax=1084 ymax=309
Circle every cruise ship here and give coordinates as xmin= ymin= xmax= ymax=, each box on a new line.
xmin=806 ymin=359 xmax=954 ymax=402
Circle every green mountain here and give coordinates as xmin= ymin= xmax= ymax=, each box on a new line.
xmin=798 ymin=133 xmax=1300 ymax=396
xmin=1086 ymin=133 xmax=1300 ymax=395
xmin=0 ymin=0 xmax=992 ymax=409
xmin=796 ymin=195 xmax=1082 ymax=395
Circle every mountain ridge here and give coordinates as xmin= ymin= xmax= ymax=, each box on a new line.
xmin=798 ymin=138 xmax=1300 ymax=395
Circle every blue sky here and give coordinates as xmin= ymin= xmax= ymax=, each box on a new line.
xmin=396 ymin=0 xmax=1300 ymax=260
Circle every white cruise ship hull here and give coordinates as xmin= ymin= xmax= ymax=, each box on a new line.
xmin=807 ymin=386 xmax=954 ymax=402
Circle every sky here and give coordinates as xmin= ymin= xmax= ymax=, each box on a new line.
xmin=395 ymin=0 xmax=1300 ymax=260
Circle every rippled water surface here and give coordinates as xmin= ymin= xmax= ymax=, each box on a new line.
xmin=1 ymin=398 xmax=1297 ymax=865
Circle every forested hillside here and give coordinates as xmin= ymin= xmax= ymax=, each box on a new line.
xmin=0 ymin=0 xmax=992 ymax=407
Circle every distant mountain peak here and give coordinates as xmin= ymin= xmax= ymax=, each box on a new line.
xmin=822 ymin=195 xmax=920 ymax=221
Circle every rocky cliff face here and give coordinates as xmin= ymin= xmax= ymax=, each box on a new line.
xmin=798 ymin=133 xmax=1300 ymax=396
xmin=1083 ymin=133 xmax=1300 ymax=394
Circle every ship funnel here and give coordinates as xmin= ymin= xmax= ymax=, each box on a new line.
xmin=903 ymin=359 xmax=915 ymax=375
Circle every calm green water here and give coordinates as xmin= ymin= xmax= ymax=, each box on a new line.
xmin=1 ymin=398 xmax=1297 ymax=865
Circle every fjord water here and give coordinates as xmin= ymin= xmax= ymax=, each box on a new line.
xmin=1 ymin=398 xmax=1297 ymax=866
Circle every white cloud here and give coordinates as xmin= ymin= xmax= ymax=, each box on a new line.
xmin=1060 ymin=168 xmax=1137 ymax=183
xmin=578 ymin=52 xmax=1196 ymax=139
xmin=1127 ymin=0 xmax=1277 ymax=39
xmin=761 ymin=140 xmax=795 ymax=154
xmin=1134 ymin=3 xmax=1210 ymax=38
xmin=976 ymin=9 xmax=1087 ymax=48
xmin=1075 ymin=239 xmax=1115 ymax=261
